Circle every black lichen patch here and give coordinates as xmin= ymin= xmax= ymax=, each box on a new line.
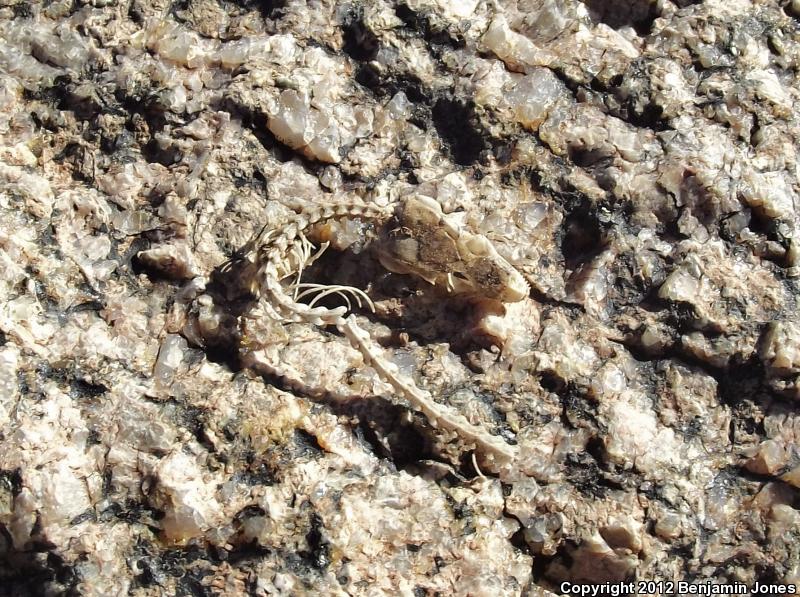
xmin=99 ymin=499 xmax=163 ymax=534
xmin=300 ymin=513 xmax=331 ymax=571
xmin=0 ymin=468 xmax=23 ymax=497
xmin=166 ymin=401 xmax=219 ymax=456
xmin=551 ymin=378 xmax=602 ymax=433
xmin=68 ymin=509 xmax=97 ymax=527
xmin=70 ymin=378 xmax=108 ymax=400
xmin=238 ymin=453 xmax=279 ymax=487
xmin=564 ymin=450 xmax=609 ymax=498
xmin=11 ymin=2 xmax=33 ymax=18
xmin=394 ymin=3 xmax=465 ymax=49
xmin=130 ymin=540 xmax=218 ymax=595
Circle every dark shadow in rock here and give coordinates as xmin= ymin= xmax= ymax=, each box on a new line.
xmin=581 ymin=0 xmax=661 ymax=35
xmin=431 ymin=98 xmax=490 ymax=166
xmin=245 ymin=352 xmax=495 ymax=477
xmin=355 ymin=64 xmax=428 ymax=103
xmin=341 ymin=8 xmax=380 ymax=62
xmin=206 ymin=251 xmax=261 ymax=316
xmin=560 ymin=204 xmax=605 ymax=272
xmin=0 ymin=545 xmax=78 ymax=597
xmin=237 ymin=0 xmax=287 ymax=21
xmin=300 ymin=244 xmax=507 ymax=356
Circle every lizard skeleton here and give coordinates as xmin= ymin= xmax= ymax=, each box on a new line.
xmin=236 ymin=194 xmax=528 ymax=470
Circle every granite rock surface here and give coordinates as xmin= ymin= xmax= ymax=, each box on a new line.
xmin=0 ymin=0 xmax=799 ymax=595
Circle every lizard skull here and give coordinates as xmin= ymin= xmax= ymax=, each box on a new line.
xmin=377 ymin=195 xmax=529 ymax=303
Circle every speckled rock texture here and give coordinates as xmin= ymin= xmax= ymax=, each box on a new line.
xmin=1 ymin=0 xmax=799 ymax=595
